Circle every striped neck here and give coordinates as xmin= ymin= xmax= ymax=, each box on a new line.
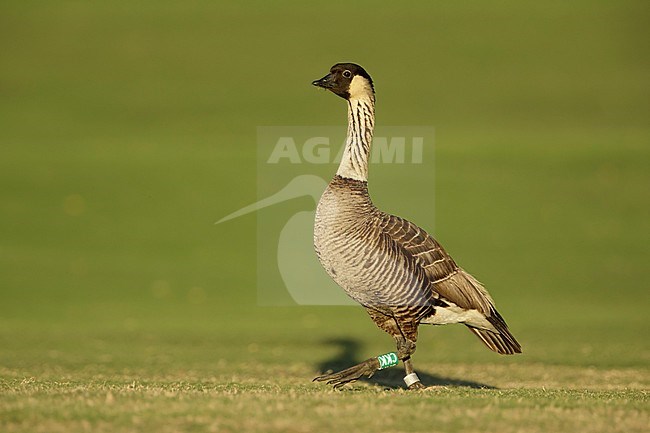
xmin=336 ymin=95 xmax=375 ymax=182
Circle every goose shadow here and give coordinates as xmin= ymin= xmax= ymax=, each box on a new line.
xmin=315 ymin=338 xmax=496 ymax=390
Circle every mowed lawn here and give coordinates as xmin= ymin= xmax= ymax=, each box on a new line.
xmin=0 ymin=1 xmax=648 ymax=432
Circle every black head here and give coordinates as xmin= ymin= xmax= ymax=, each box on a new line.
xmin=312 ymin=63 xmax=374 ymax=100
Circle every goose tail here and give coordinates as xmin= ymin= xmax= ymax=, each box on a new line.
xmin=466 ymin=324 xmax=522 ymax=355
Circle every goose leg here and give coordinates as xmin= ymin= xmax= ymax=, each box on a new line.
xmin=313 ymin=357 xmax=380 ymax=389
xmin=367 ymin=308 xmax=425 ymax=390
xmin=313 ymin=348 xmax=423 ymax=389
xmin=402 ymin=356 xmax=424 ymax=389
xmin=396 ymin=337 xmax=425 ymax=390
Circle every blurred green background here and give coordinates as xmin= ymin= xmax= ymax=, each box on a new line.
xmin=1 ymin=0 xmax=648 ymax=381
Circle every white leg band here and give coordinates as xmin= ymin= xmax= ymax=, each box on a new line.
xmin=403 ymin=372 xmax=420 ymax=387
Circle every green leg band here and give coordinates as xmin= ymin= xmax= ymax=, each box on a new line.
xmin=377 ymin=352 xmax=399 ymax=369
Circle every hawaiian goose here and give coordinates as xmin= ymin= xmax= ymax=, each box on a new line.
xmin=311 ymin=63 xmax=521 ymax=390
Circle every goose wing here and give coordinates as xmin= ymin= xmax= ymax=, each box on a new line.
xmin=380 ymin=213 xmax=521 ymax=354
xmin=380 ymin=213 xmax=491 ymax=312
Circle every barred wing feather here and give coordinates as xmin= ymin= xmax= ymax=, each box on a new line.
xmin=380 ymin=213 xmax=522 ymax=354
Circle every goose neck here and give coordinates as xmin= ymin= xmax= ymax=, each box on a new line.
xmin=336 ymin=96 xmax=375 ymax=182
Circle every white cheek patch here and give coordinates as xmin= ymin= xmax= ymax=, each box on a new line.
xmin=348 ymin=75 xmax=374 ymax=100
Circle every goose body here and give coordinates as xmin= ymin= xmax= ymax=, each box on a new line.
xmin=312 ymin=63 xmax=520 ymax=389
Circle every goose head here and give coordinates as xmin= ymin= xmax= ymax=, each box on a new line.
xmin=312 ymin=63 xmax=374 ymax=101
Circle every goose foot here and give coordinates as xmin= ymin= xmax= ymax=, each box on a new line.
xmin=313 ymin=358 xmax=380 ymax=389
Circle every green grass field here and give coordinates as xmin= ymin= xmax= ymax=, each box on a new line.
xmin=1 ymin=1 xmax=648 ymax=432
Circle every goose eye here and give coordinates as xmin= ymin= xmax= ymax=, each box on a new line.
xmin=342 ymin=70 xmax=352 ymax=78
